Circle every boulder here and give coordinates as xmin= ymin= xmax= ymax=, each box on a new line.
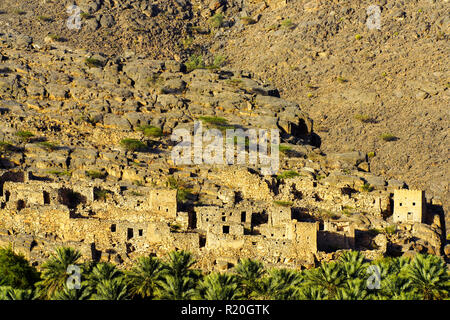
xmin=103 ymin=114 xmax=132 ymax=130
xmin=328 ymin=151 xmax=366 ymax=167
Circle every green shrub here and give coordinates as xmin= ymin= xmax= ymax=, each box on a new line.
xmin=13 ymin=9 xmax=26 ymax=15
xmin=276 ymin=170 xmax=300 ymax=180
xmin=361 ymin=183 xmax=374 ymax=192
xmin=37 ymin=141 xmax=58 ymax=152
xmin=320 ymin=209 xmax=340 ymax=220
xmin=210 ymin=55 xmax=226 ymax=69
xmin=181 ymin=36 xmax=194 ymax=49
xmin=342 ymin=206 xmax=355 ymax=216
xmin=267 ymin=24 xmax=279 ymax=31
xmin=279 ymin=145 xmax=292 ymax=153
xmin=94 ymin=188 xmax=111 ymax=201
xmin=209 ymin=13 xmax=224 ymax=29
xmin=281 ymin=19 xmax=294 ymax=28
xmin=48 ymin=170 xmax=71 ymax=177
xmin=80 ymin=12 xmax=93 ymax=19
xmin=177 ymin=188 xmax=193 ymax=203
xmin=48 ymin=34 xmax=62 ymax=41
xmin=240 ymin=16 xmax=256 ymax=25
xmin=337 ymin=76 xmax=348 ymax=83
xmin=84 ymin=57 xmax=103 ymax=68
xmin=384 ymin=224 xmax=397 ymax=235
xmin=38 ymin=15 xmax=53 ymax=22
xmin=85 ymin=170 xmax=107 ymax=180
xmin=185 ymin=54 xmax=205 ymax=72
xmin=167 ymin=177 xmax=192 ymax=203
xmin=273 ymin=200 xmax=293 ymax=207
xmin=15 ymin=130 xmax=34 ymax=142
xmin=138 ymin=125 xmax=163 ymax=137
xmin=380 ymin=133 xmax=396 ymax=142
xmin=133 ymin=180 xmax=145 ymax=187
xmin=367 ymin=152 xmax=375 ymax=158
xmin=354 ymin=114 xmax=375 ymax=123
xmin=146 ymin=73 xmax=163 ymax=87
xmin=198 ymin=116 xmax=228 ymax=126
xmin=355 ymin=34 xmax=362 ymax=40
xmin=120 ymin=139 xmax=146 ymax=152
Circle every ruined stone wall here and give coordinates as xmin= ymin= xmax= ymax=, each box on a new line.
xmin=268 ymin=206 xmax=292 ymax=226
xmin=286 ymin=221 xmax=318 ymax=255
xmin=259 ymin=224 xmax=286 ymax=238
xmin=211 ymin=167 xmax=273 ymax=201
xmin=0 ymin=232 xmax=94 ymax=264
xmin=196 ymin=205 xmax=252 ymax=231
xmin=318 ymin=221 xmax=355 ymax=251
xmin=285 ymin=176 xmax=391 ymax=217
xmin=147 ymin=188 xmax=177 ymax=218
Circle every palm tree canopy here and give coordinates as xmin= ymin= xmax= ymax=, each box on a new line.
xmin=406 ymin=254 xmax=449 ymax=300
xmin=36 ymin=247 xmax=82 ymax=299
xmin=92 ymin=278 xmax=129 ymax=300
xmin=158 ymin=274 xmax=196 ymax=300
xmin=126 ymin=256 xmax=164 ymax=299
xmin=197 ymin=272 xmax=241 ymax=300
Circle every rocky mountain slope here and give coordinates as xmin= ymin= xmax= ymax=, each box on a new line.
xmin=0 ymin=1 xmax=448 ymax=266
xmin=0 ymin=0 xmax=448 ymax=224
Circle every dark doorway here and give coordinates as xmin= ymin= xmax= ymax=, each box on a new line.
xmin=43 ymin=191 xmax=50 ymax=204
xmin=16 ymin=199 xmax=26 ymax=211
xmin=127 ymin=228 xmax=134 ymax=240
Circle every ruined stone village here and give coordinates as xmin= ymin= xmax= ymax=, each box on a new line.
xmin=0 ymin=26 xmax=448 ymax=271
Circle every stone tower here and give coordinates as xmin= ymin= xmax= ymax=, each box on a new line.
xmin=393 ymin=189 xmax=426 ymax=223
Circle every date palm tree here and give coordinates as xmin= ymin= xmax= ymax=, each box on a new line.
xmin=338 ymin=251 xmax=367 ymax=279
xmin=372 ymin=272 xmax=411 ymax=299
xmin=163 ymin=250 xmax=198 ymax=280
xmin=91 ymin=278 xmax=129 ymax=300
xmin=304 ymin=262 xmax=344 ymax=299
xmin=335 ymin=279 xmax=368 ymax=300
xmin=0 ymin=286 xmax=36 ymax=300
xmin=196 ymin=272 xmax=241 ymax=300
xmin=234 ymin=258 xmax=266 ymax=299
xmin=87 ymin=262 xmax=122 ymax=292
xmin=52 ymin=283 xmax=91 ymax=300
xmin=158 ymin=274 xmax=196 ymax=300
xmin=260 ymin=268 xmax=303 ymax=300
xmin=36 ymin=247 xmax=82 ymax=299
xmin=296 ymin=285 xmax=327 ymax=300
xmin=406 ymin=254 xmax=449 ymax=300
xmin=158 ymin=250 xmax=200 ymax=300
xmin=0 ymin=246 xmax=40 ymax=290
xmin=126 ymin=256 xmax=164 ymax=299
